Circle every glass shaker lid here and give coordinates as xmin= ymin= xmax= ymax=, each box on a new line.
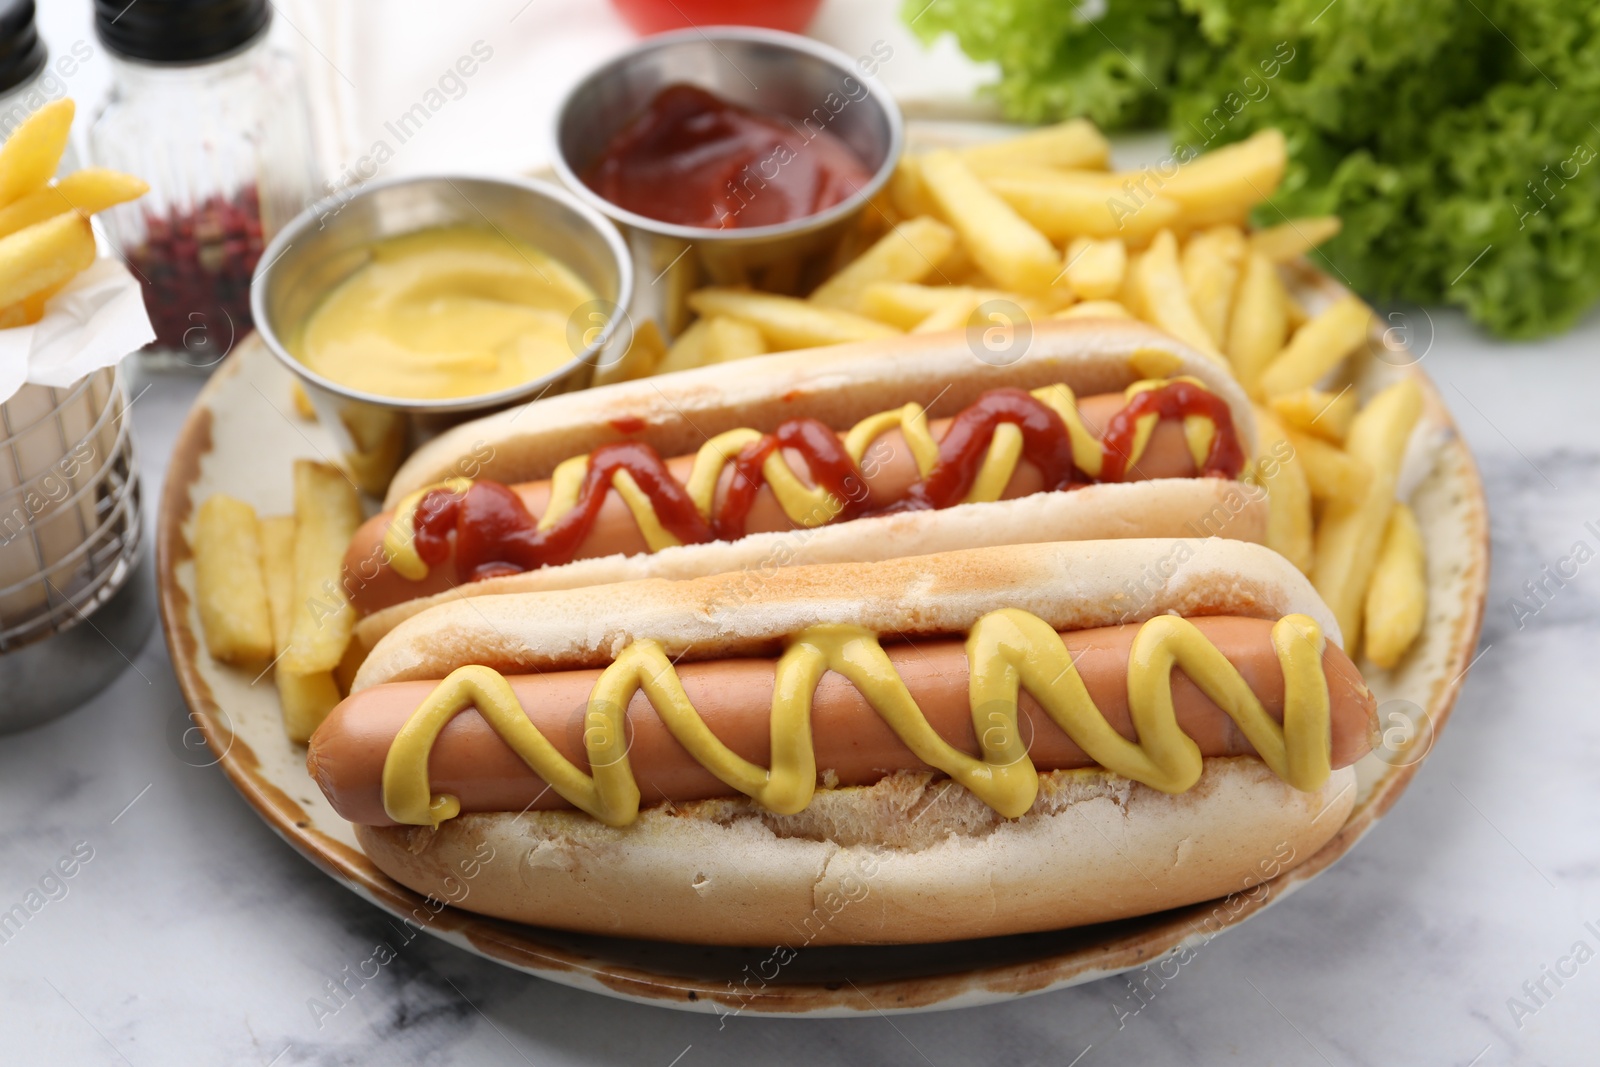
xmin=0 ymin=0 xmax=45 ymax=94
xmin=93 ymin=0 xmax=270 ymax=64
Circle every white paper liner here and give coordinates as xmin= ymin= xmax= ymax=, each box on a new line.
xmin=0 ymin=258 xmax=156 ymax=405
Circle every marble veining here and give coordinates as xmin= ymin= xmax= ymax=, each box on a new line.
xmin=3 ymin=3 xmax=1599 ymax=1054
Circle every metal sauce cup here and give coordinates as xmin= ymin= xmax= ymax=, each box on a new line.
xmin=552 ymin=27 xmax=903 ymax=337
xmin=251 ymin=174 xmax=634 ymax=495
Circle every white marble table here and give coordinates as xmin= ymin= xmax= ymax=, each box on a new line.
xmin=1 ymin=296 xmax=1595 ymax=1067
xmin=9 ymin=1 xmax=1600 ymax=1062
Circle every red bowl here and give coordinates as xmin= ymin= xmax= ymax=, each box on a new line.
xmin=610 ymin=0 xmax=824 ymax=35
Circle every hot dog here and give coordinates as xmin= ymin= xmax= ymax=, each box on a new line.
xmin=313 ymin=538 xmax=1374 ymax=946
xmin=312 ymin=615 xmax=1372 ymax=827
xmin=346 ymin=320 xmax=1266 ymax=647
xmin=347 ymin=388 xmax=1214 ymax=613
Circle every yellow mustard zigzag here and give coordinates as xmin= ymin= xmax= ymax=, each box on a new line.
xmin=381 ymin=610 xmax=1331 ymax=828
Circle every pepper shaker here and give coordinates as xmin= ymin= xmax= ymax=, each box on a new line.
xmin=88 ymin=0 xmax=320 ymax=372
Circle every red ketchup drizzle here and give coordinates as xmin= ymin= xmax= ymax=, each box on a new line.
xmin=406 ymin=383 xmax=1243 ymax=582
xmin=714 ymin=417 xmax=866 ymax=540
xmin=1098 ymin=379 xmax=1244 ymax=482
xmin=413 ymin=445 xmax=712 ymax=581
xmin=890 ymin=388 xmax=1081 ymax=513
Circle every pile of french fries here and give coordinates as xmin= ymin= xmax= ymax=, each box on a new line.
xmin=0 ymin=100 xmax=147 ymax=326
xmin=597 ymin=120 xmax=1428 ymax=670
xmin=194 ymin=461 xmax=362 ymax=742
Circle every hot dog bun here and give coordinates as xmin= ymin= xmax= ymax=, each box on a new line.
xmin=355 ymin=538 xmax=1330 ymax=687
xmin=358 ymin=758 xmax=1352 ymax=946
xmin=354 ymin=478 xmax=1266 ymax=647
xmin=351 ymin=321 xmax=1262 ymax=639
xmin=348 ymin=539 xmax=1363 ymax=945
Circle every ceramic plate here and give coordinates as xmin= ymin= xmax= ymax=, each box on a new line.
xmin=156 ymin=240 xmax=1487 ymax=1019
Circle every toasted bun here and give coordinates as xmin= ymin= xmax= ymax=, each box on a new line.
xmin=354 ymin=537 xmax=1336 ymax=689
xmin=358 ymin=759 xmax=1356 ymax=945
xmin=384 ymin=318 xmax=1256 ymax=507
xmin=355 ymin=479 xmax=1268 ymax=648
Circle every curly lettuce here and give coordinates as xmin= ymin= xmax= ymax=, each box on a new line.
xmin=909 ymin=0 xmax=1600 ymax=338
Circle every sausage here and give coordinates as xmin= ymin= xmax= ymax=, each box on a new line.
xmin=308 ymin=616 xmax=1375 ymax=826
xmin=344 ymin=391 xmax=1205 ymax=615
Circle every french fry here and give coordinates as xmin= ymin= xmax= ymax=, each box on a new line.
xmin=809 ymin=217 xmax=957 ymax=312
xmin=1180 ymin=225 xmax=1246 ymax=346
xmin=861 ymin=283 xmax=1038 ymax=331
xmin=1157 ymin=129 xmax=1288 ymax=227
xmin=0 ymin=213 xmax=95 ymax=307
xmin=863 ymin=283 xmax=976 ymax=329
xmin=1284 ymin=290 xmax=1311 ymax=331
xmin=661 ymin=318 xmax=723 ymax=373
xmin=1256 ymin=294 xmax=1373 ymax=398
xmin=959 ymin=119 xmax=1111 ymax=173
xmin=0 ymin=168 xmax=149 ymax=241
xmin=984 ymin=166 xmax=1124 ymax=190
xmin=889 ymin=157 xmax=936 ymax=219
xmin=985 ymin=173 xmax=1182 ymax=244
xmin=704 ymin=315 xmax=768 ymax=362
xmin=1312 ymin=378 xmax=1423 ymax=651
xmin=1363 ymin=502 xmax=1427 ymax=669
xmin=1249 ymin=216 xmax=1342 ymax=263
xmin=1224 ymin=251 xmax=1289 ymax=390
xmin=593 ymin=318 xmax=666 ymax=385
xmin=933 ymin=238 xmax=977 ymax=285
xmin=1035 ymin=283 xmax=1079 ymax=314
xmin=656 ymin=317 xmax=715 ymax=374
xmin=912 ymin=291 xmax=989 ymax=334
xmin=919 ymin=150 xmax=1061 ymax=292
xmin=0 ymin=278 xmax=64 ymax=327
xmin=276 ymin=668 xmax=343 ymax=744
xmin=289 ymin=382 xmax=317 ymax=421
xmin=1053 ymin=299 xmax=1132 ymax=320
xmin=0 ymin=99 xmax=73 ymax=207
xmin=1285 ymin=427 xmax=1369 ymax=502
xmin=1269 ymin=387 xmax=1357 ymax=443
xmin=1119 ymin=249 xmax=1144 ymax=320
xmin=193 ymin=495 xmax=275 ymax=665
xmin=259 ymin=515 xmax=295 ymax=645
xmin=823 ymin=218 xmax=879 ymax=278
xmin=260 ymin=514 xmax=341 ymax=743
xmin=687 ymin=289 xmax=898 ymax=349
xmin=281 ymin=461 xmax=362 ymax=676
xmin=1131 ymin=230 xmax=1223 ymax=361
xmin=1252 ymin=406 xmax=1314 ymax=574
xmin=1063 ymin=237 xmax=1126 ymax=301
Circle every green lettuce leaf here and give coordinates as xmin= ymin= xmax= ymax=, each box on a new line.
xmin=908 ymin=0 xmax=1600 ymax=337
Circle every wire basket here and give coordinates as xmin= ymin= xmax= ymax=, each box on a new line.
xmin=0 ymin=367 xmax=143 ymax=654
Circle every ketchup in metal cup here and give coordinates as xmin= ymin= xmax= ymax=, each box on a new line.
xmin=582 ymin=83 xmax=873 ymax=229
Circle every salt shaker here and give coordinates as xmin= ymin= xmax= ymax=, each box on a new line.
xmin=88 ymin=0 xmax=319 ymax=372
xmin=0 ymin=0 xmax=86 ymax=157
